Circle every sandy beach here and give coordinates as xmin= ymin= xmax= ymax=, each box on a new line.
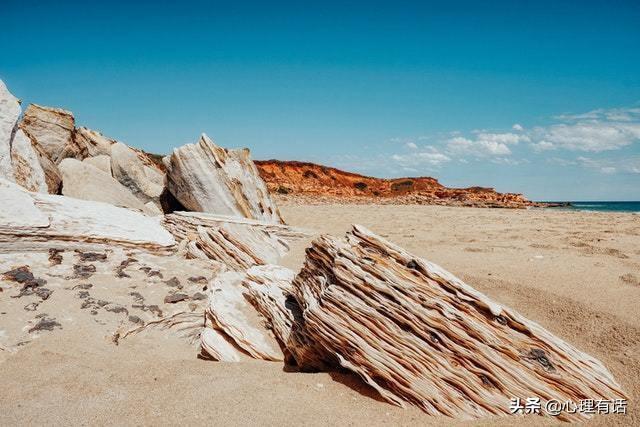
xmin=1 ymin=203 xmax=638 ymax=426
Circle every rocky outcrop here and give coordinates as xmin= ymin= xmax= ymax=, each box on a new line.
xmin=74 ymin=126 xmax=115 ymax=157
xmin=279 ymin=225 xmax=625 ymax=421
xmin=59 ymin=158 xmax=150 ymax=213
xmin=110 ymin=142 xmax=163 ymax=208
xmin=256 ymin=160 xmax=533 ymax=208
xmin=164 ymin=134 xmax=283 ymax=223
xmin=163 ymin=211 xmax=308 ymax=269
xmin=20 ymin=104 xmax=78 ymax=164
xmin=9 ymin=129 xmax=48 ymax=193
xmin=0 ymin=179 xmax=175 ymax=253
xmin=0 ymin=80 xmax=21 ymax=182
xmin=82 ymin=154 xmax=112 ymax=174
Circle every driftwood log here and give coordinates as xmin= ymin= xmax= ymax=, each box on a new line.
xmin=272 ymin=225 xmax=626 ymax=421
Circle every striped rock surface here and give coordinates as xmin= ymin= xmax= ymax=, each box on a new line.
xmin=163 ymin=134 xmax=283 ymax=223
xmin=281 ymin=225 xmax=626 ymax=422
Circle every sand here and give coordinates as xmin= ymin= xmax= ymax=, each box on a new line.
xmin=1 ymin=204 xmax=639 ymax=426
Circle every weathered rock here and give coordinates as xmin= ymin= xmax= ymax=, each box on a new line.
xmin=0 ymin=178 xmax=175 ymax=253
xmin=203 ymin=270 xmax=284 ymax=361
xmin=283 ymin=225 xmax=626 ymax=421
xmin=74 ymin=127 xmax=115 ymax=157
xmin=10 ymin=129 xmax=48 ymax=193
xmin=110 ymin=142 xmax=163 ymax=208
xmin=163 ymin=211 xmax=307 ymax=270
xmin=34 ymin=142 xmax=63 ymax=193
xmin=0 ymin=80 xmax=20 ymax=182
xmin=82 ymin=155 xmax=112 ymax=175
xmin=163 ymin=134 xmax=283 ymax=223
xmin=20 ymin=104 xmax=78 ymax=163
xmin=59 ymin=158 xmax=148 ymax=212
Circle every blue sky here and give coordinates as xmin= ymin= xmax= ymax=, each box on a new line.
xmin=1 ymin=0 xmax=639 ymax=200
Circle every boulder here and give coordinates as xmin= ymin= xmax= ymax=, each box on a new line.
xmin=162 ymin=211 xmax=308 ymax=270
xmin=10 ymin=129 xmax=48 ymax=193
xmin=59 ymin=158 xmax=148 ymax=212
xmin=163 ymin=134 xmax=283 ymax=223
xmin=0 ymin=80 xmax=21 ymax=182
xmin=280 ymin=225 xmax=626 ymax=421
xmin=74 ymin=127 xmax=115 ymax=157
xmin=0 ymin=178 xmax=175 ymax=253
xmin=82 ymin=155 xmax=112 ymax=175
xmin=110 ymin=142 xmax=163 ymax=207
xmin=20 ymin=104 xmax=78 ymax=163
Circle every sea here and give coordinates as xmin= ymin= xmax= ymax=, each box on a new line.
xmin=544 ymin=201 xmax=640 ymax=213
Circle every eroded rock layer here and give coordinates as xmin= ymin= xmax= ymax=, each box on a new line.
xmin=164 ymin=134 xmax=283 ymax=222
xmin=0 ymin=179 xmax=175 ymax=253
xmin=285 ymin=225 xmax=626 ymax=421
xmin=163 ymin=211 xmax=307 ymax=269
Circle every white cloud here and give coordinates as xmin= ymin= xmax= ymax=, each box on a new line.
xmin=577 ymin=156 xmax=640 ymax=175
xmin=533 ymin=107 xmax=640 ymax=153
xmin=390 ymin=145 xmax=451 ymax=168
xmin=512 ymin=123 xmax=524 ymax=131
xmin=534 ymin=122 xmax=640 ymax=152
xmin=405 ymin=142 xmax=418 ymax=150
xmin=443 ymin=131 xmax=529 ymax=159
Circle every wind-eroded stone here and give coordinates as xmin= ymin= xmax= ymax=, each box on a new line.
xmin=164 ymin=134 xmax=283 ymax=223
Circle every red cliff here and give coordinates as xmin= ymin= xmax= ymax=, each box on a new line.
xmin=255 ymin=160 xmax=533 ymax=208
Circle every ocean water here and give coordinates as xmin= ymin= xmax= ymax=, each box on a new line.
xmin=547 ymin=201 xmax=640 ymax=213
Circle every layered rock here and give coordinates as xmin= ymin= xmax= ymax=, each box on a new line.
xmin=279 ymin=225 xmax=626 ymax=421
xmin=110 ymin=142 xmax=163 ymax=208
xmin=0 ymin=80 xmax=21 ymax=182
xmin=256 ymin=160 xmax=533 ymax=208
xmin=59 ymin=158 xmax=150 ymax=213
xmin=74 ymin=126 xmax=116 ymax=157
xmin=9 ymin=129 xmax=48 ymax=193
xmin=164 ymin=134 xmax=283 ymax=223
xmin=20 ymin=104 xmax=79 ymax=163
xmin=0 ymin=178 xmax=175 ymax=253
xmin=163 ymin=211 xmax=307 ymax=269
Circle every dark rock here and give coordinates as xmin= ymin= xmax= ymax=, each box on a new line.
xmin=129 ymin=291 xmax=145 ymax=303
xmin=164 ymin=293 xmax=188 ymax=304
xmin=164 ymin=277 xmax=182 ymax=289
xmin=78 ymin=291 xmax=90 ymax=299
xmin=115 ymin=257 xmax=137 ymax=278
xmin=24 ymin=302 xmax=39 ymax=311
xmin=188 ymin=276 xmax=208 ymax=284
xmin=73 ymin=264 xmax=96 ymax=279
xmin=28 ymin=316 xmax=62 ymax=333
xmin=148 ymin=270 xmax=163 ymax=278
xmin=3 ymin=265 xmax=35 ymax=283
xmin=191 ymin=292 xmax=207 ymax=301
xmin=105 ymin=305 xmax=129 ymax=315
xmin=48 ymin=249 xmax=64 ymax=265
xmin=139 ymin=266 xmax=151 ymax=273
xmin=76 ymin=251 xmax=108 ymax=262
xmin=72 ymin=283 xmax=93 ymax=290
xmin=128 ymin=315 xmax=144 ymax=324
xmin=34 ymin=288 xmax=52 ymax=300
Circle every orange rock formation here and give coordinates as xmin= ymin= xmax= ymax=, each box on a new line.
xmin=255 ymin=160 xmax=533 ymax=208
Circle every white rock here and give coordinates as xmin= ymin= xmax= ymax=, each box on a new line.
xmin=164 ymin=134 xmax=283 ymax=223
xmin=0 ymin=80 xmax=20 ymax=182
xmin=74 ymin=127 xmax=116 ymax=157
xmin=206 ymin=270 xmax=284 ymax=361
xmin=0 ymin=178 xmax=175 ymax=252
xmin=110 ymin=142 xmax=163 ymax=207
xmin=59 ymin=158 xmax=147 ymax=212
xmin=20 ymin=104 xmax=77 ymax=163
xmin=82 ymin=155 xmax=112 ymax=175
xmin=10 ymin=129 xmax=48 ymax=193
